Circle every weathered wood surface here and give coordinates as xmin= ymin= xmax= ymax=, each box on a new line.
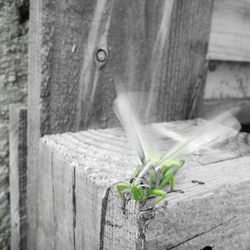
xmin=203 ymin=61 xmax=250 ymax=125
xmin=27 ymin=0 xmax=42 ymax=247
xmin=105 ymin=158 xmax=250 ymax=250
xmin=208 ymin=0 xmax=250 ymax=62
xmin=9 ymin=104 xmax=27 ymax=250
xmin=205 ymin=62 xmax=250 ymax=100
xmin=29 ymin=0 xmax=213 ymax=133
xmin=38 ymin=120 xmax=250 ymax=250
xmin=28 ymin=0 xmax=214 ymax=248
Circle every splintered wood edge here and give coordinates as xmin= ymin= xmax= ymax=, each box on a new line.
xmin=38 ymin=122 xmax=250 ymax=249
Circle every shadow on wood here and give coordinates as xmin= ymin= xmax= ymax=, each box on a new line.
xmin=9 ymin=104 xmax=27 ymax=250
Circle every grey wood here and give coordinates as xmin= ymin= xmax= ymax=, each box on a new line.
xmin=208 ymin=0 xmax=250 ymax=62
xmin=205 ymin=61 xmax=250 ymax=100
xmin=203 ymin=61 xmax=250 ymax=124
xmin=202 ymin=98 xmax=250 ymax=124
xmin=37 ymin=120 xmax=250 ymax=250
xmin=27 ymin=0 xmax=42 ymax=247
xmin=28 ymin=0 xmax=214 ymax=248
xmin=37 ymin=140 xmax=76 ymax=249
xmin=9 ymin=104 xmax=27 ymax=250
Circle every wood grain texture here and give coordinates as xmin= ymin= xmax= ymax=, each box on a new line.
xmin=38 ymin=121 xmax=250 ymax=250
xmin=205 ymin=61 xmax=250 ymax=100
xmin=144 ymin=178 xmax=250 ymax=250
xmin=208 ymin=0 xmax=250 ymax=61
xmin=202 ymin=98 xmax=250 ymax=124
xmin=9 ymin=104 xmax=27 ymax=250
xmin=29 ymin=0 xmax=214 ymax=133
xmin=202 ymin=61 xmax=250 ymax=124
xmin=27 ymin=0 xmax=42 ymax=248
xmin=28 ymin=1 xmax=214 ymax=248
xmin=37 ymin=141 xmax=75 ymax=250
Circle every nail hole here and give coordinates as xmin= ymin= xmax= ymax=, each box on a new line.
xmin=200 ymin=246 xmax=213 ymax=250
xmin=192 ymin=180 xmax=205 ymax=185
xmin=18 ymin=1 xmax=29 ymax=24
xmin=208 ymin=61 xmax=216 ymax=72
xmin=96 ymin=48 xmax=107 ymax=63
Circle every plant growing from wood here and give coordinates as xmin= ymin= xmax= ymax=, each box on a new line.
xmin=114 ymin=92 xmax=241 ymax=207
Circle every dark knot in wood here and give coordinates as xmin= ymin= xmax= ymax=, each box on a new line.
xmin=95 ymin=48 xmax=108 ymax=69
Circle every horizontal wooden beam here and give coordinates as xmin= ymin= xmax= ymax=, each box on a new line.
xmin=208 ymin=0 xmax=250 ymax=62
xmin=202 ymin=98 xmax=250 ymax=124
xmin=205 ymin=61 xmax=250 ymax=100
xmin=37 ymin=121 xmax=250 ymax=249
xmin=203 ymin=61 xmax=250 ymax=125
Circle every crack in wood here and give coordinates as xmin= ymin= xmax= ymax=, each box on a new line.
xmin=104 ymin=220 xmax=122 ymax=229
xmin=166 ymin=216 xmax=236 ymax=250
xmin=99 ymin=186 xmax=111 ymax=250
xmin=137 ymin=208 xmax=156 ymax=250
xmin=188 ymin=61 xmax=208 ymax=120
xmin=203 ymin=155 xmax=244 ymax=167
xmin=51 ymin=151 xmax=56 ymax=250
xmin=72 ymin=166 xmax=76 ymax=250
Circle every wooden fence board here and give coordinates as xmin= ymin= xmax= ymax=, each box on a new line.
xmin=29 ymin=0 xmax=213 ymax=134
xmin=203 ymin=61 xmax=250 ymax=125
xmin=37 ymin=142 xmax=76 ymax=250
xmin=38 ymin=120 xmax=250 ymax=250
xmin=205 ymin=62 xmax=250 ymax=100
xmin=36 ymin=142 xmax=55 ymax=249
xmin=208 ymin=0 xmax=250 ymax=61
xmin=9 ymin=104 xmax=27 ymax=250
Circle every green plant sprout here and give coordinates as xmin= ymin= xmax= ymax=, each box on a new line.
xmin=113 ymin=92 xmax=241 ymax=207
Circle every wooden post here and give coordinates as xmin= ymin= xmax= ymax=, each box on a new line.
xmin=28 ymin=0 xmax=214 ymax=248
xmin=9 ymin=104 xmax=27 ymax=250
xmin=37 ymin=122 xmax=250 ymax=249
xmin=26 ymin=0 xmax=250 ymax=248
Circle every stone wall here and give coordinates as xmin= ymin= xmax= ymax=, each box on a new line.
xmin=0 ymin=0 xmax=28 ymax=249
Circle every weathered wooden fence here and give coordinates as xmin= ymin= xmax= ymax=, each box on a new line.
xmin=8 ymin=0 xmax=250 ymax=249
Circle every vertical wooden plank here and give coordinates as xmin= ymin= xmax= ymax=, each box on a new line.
xmin=27 ymin=0 xmax=42 ymax=247
xmin=37 ymin=139 xmax=75 ymax=250
xmin=9 ymin=104 xmax=27 ymax=250
xmin=28 ymin=0 xmax=214 ymax=134
xmin=51 ymin=147 xmax=75 ymax=250
xmin=36 ymin=140 xmax=55 ymax=250
xmin=78 ymin=0 xmax=214 ymax=126
xmin=28 ymin=0 xmax=214 ymax=248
